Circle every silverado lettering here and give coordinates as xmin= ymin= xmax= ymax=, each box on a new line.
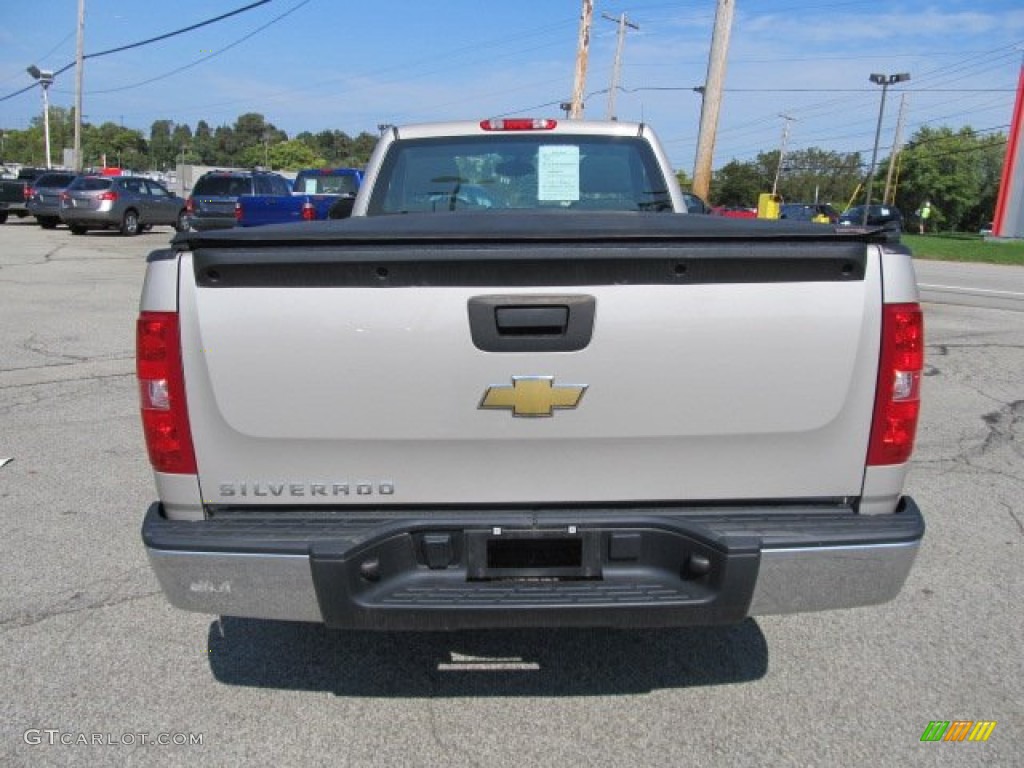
xmin=217 ymin=482 xmax=395 ymax=497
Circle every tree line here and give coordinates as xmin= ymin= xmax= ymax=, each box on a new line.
xmin=681 ymin=125 xmax=1006 ymax=232
xmin=1 ymin=109 xmax=379 ymax=176
xmin=1 ymin=110 xmax=1005 ymax=231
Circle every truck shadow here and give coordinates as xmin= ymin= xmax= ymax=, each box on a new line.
xmin=206 ymin=618 xmax=768 ymax=697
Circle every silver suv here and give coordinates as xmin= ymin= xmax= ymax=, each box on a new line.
xmin=59 ymin=175 xmax=187 ymax=236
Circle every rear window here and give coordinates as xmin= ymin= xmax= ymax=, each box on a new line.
xmin=192 ymin=175 xmax=253 ymax=197
xmin=295 ymin=172 xmax=360 ymax=196
xmin=253 ymin=175 xmax=291 ymax=195
xmin=367 ymin=135 xmax=672 ymax=215
xmin=69 ymin=177 xmax=112 ymax=192
xmin=35 ymin=173 xmax=77 ymax=188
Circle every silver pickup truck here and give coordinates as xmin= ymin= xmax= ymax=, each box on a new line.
xmin=139 ymin=119 xmax=924 ymax=630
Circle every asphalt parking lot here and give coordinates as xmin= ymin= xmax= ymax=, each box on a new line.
xmin=1 ymin=218 xmax=1021 ymax=767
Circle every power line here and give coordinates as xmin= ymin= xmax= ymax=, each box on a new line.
xmin=0 ymin=0 xmax=272 ymax=103
xmin=86 ymin=0 xmax=311 ymax=95
xmin=96 ymin=12 xmax=576 ymax=125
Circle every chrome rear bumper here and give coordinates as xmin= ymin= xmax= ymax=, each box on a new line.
xmin=143 ymin=499 xmax=923 ymax=628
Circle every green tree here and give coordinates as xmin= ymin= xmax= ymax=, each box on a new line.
xmin=212 ymin=125 xmax=238 ymax=166
xmin=149 ymin=120 xmax=176 ymax=170
xmin=82 ymin=121 xmax=146 ymax=169
xmin=268 ymin=139 xmax=326 ymax=170
xmin=2 ymin=127 xmax=41 ymax=165
xmin=712 ymin=159 xmax=766 ymax=206
xmin=896 ymin=126 xmax=1006 ymax=231
xmin=12 ymin=106 xmax=76 ymax=166
xmin=775 ymin=148 xmax=863 ymax=207
xmin=193 ymin=120 xmax=214 ymax=164
xmin=351 ymin=132 xmax=378 ymax=164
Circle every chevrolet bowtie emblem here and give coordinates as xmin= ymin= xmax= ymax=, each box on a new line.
xmin=479 ymin=376 xmax=587 ymax=417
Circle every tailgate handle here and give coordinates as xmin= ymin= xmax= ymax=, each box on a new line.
xmin=495 ymin=306 xmax=569 ymax=336
xmin=468 ymin=295 xmax=595 ymax=352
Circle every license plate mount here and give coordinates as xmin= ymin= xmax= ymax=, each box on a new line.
xmin=466 ymin=528 xmax=601 ymax=580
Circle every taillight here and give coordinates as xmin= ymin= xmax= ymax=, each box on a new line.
xmin=24 ymin=186 xmax=35 ymax=201
xmin=234 ymin=201 xmax=242 ymax=222
xmin=867 ymin=303 xmax=924 ymax=466
xmin=480 ymin=118 xmax=557 ymax=131
xmin=136 ymin=312 xmax=196 ymax=474
xmin=301 ymin=200 xmax=315 ymax=221
xmin=60 ymin=192 xmax=70 ymax=203
xmin=98 ymin=191 xmax=118 ymax=202
xmin=185 ymin=197 xmax=195 ymax=214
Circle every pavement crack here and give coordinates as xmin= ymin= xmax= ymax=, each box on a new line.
xmin=42 ymin=243 xmax=67 ymax=261
xmin=1 ymin=354 xmax=135 ymax=374
xmin=20 ymin=333 xmax=91 ymax=364
xmin=979 ymin=400 xmax=1024 ymax=457
xmin=0 ymin=590 xmax=162 ymax=631
xmin=1004 ymin=502 xmax=1024 ymax=537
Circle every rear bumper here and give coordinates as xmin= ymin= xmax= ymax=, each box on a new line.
xmin=143 ymin=499 xmax=924 ymax=630
xmin=59 ymin=208 xmax=117 ymax=227
xmin=26 ymin=201 xmax=61 ymax=218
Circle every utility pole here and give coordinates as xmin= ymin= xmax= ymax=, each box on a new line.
xmin=692 ymin=0 xmax=734 ymax=200
xmin=602 ymin=12 xmax=639 ymax=120
xmin=74 ymin=0 xmax=85 ymax=171
xmin=771 ymin=114 xmax=796 ymax=196
xmin=883 ymin=94 xmax=907 ymax=205
xmin=569 ymin=0 xmax=594 ymax=119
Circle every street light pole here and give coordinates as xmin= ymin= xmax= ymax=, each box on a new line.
xmin=27 ymin=66 xmax=56 ymax=169
xmin=863 ymin=72 xmax=909 ymax=226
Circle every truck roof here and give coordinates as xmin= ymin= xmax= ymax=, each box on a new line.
xmin=389 ymin=119 xmax=648 ymax=140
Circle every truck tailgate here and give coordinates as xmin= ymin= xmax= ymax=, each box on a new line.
xmin=176 ymin=215 xmax=881 ymax=507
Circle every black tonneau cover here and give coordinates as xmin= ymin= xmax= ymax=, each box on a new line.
xmin=173 ymin=210 xmax=892 ymax=250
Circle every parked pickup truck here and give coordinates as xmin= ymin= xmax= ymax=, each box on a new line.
xmin=0 ymin=167 xmax=48 ymax=223
xmin=139 ymin=119 xmax=924 ymax=631
xmin=235 ymin=167 xmax=363 ymax=226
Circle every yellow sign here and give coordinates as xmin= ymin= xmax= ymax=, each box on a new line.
xmin=479 ymin=377 xmax=586 ymax=418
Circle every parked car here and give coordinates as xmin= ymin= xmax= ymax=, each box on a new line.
xmin=235 ymin=168 xmax=363 ymax=226
xmin=709 ymin=205 xmax=757 ymax=219
xmin=839 ymin=204 xmax=903 ymax=231
xmin=59 ymin=175 xmax=187 ymax=236
xmin=979 ymin=221 xmax=993 ymax=236
xmin=682 ymin=192 xmax=710 ymax=214
xmin=780 ymin=202 xmax=839 ymax=224
xmin=184 ymin=170 xmax=292 ymax=231
xmin=26 ymin=171 xmax=78 ymax=228
xmin=0 ymin=167 xmax=49 ymax=223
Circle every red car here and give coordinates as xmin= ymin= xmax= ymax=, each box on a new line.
xmin=710 ymin=205 xmax=757 ymax=219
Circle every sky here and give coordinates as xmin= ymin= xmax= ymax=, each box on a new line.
xmin=1 ymin=0 xmax=1022 ymax=174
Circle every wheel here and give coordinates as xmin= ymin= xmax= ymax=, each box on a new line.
xmin=120 ymin=209 xmax=140 ymax=236
xmin=174 ymin=209 xmax=188 ymax=232
xmin=0 ymin=210 xmax=8 ymax=225
xmin=69 ymin=224 xmax=88 ymax=235
xmin=39 ymin=217 xmax=59 ymax=229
